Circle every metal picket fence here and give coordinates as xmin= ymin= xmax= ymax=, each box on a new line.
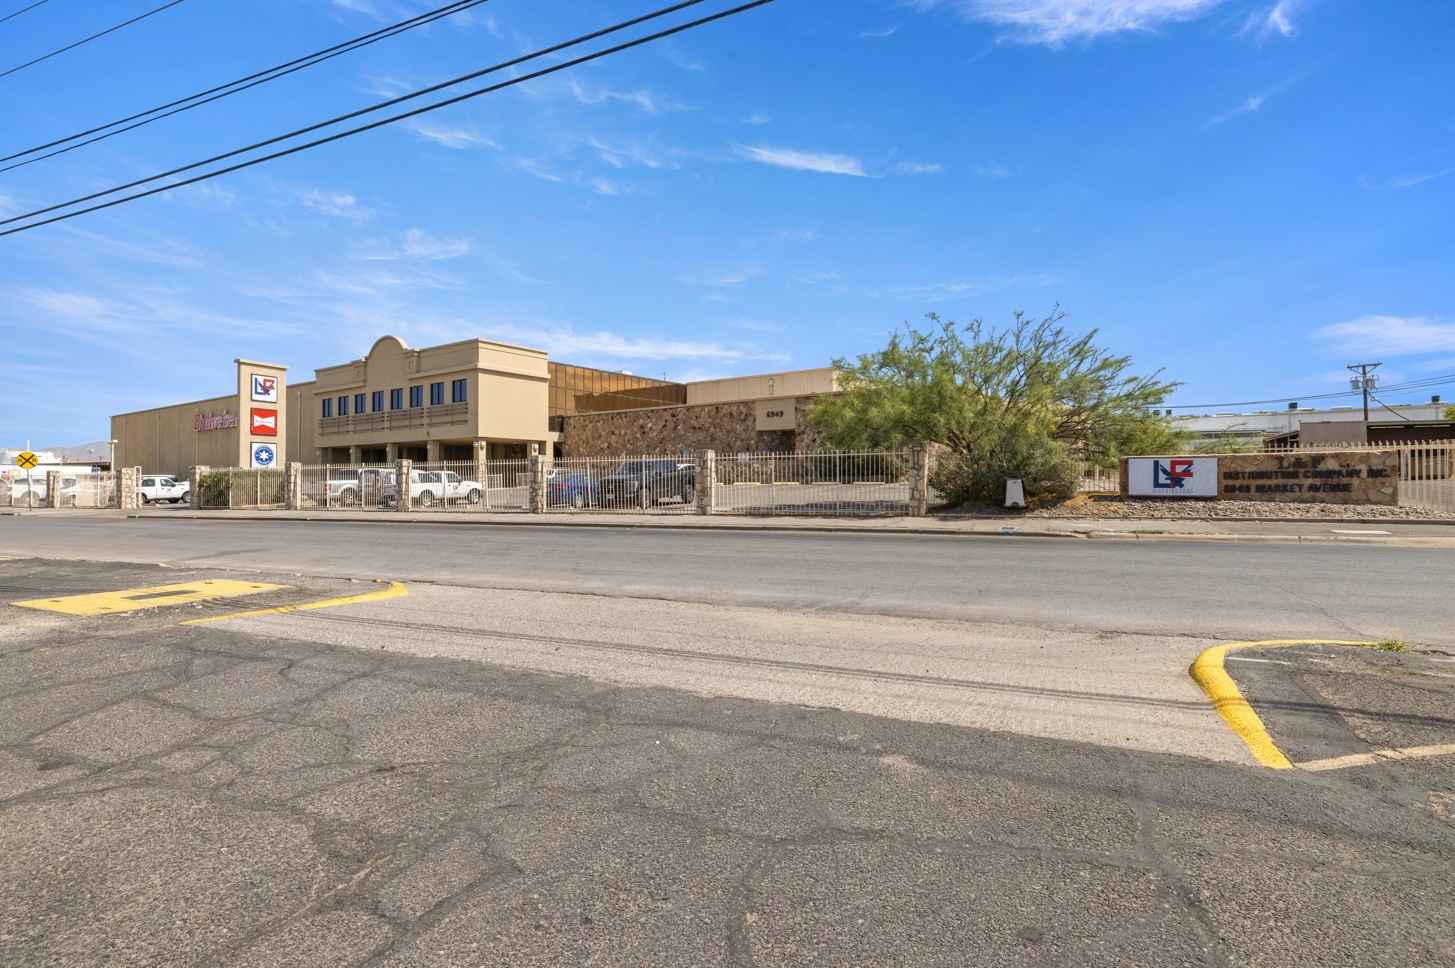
xmin=199 ymin=469 xmax=286 ymax=509
xmin=1 ymin=470 xmax=121 ymax=507
xmin=397 ymin=460 xmax=531 ymax=513
xmin=712 ymin=451 xmax=914 ymax=516
xmin=542 ymin=455 xmax=699 ymax=514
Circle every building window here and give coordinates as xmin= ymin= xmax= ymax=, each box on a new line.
xmin=355 ymin=393 xmax=366 ymax=414
xmin=372 ymin=391 xmax=384 ymax=412
xmin=390 ymin=389 xmax=402 ymax=410
xmin=409 ymin=385 xmax=423 ymax=408
xmin=430 ymin=382 xmax=445 ymax=406
xmin=452 ymin=379 xmax=468 ymax=403
xmin=322 ymin=398 xmax=333 ymax=418
xmin=338 ymin=396 xmax=349 ymax=416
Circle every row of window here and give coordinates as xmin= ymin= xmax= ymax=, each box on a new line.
xmin=322 ymin=379 xmax=467 ymax=418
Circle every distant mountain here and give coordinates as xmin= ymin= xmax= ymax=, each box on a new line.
xmin=39 ymin=441 xmax=114 ymax=463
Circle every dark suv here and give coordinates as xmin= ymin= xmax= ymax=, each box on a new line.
xmin=597 ymin=459 xmax=696 ymax=509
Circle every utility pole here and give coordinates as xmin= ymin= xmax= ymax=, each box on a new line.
xmin=1347 ymin=362 xmax=1381 ymax=423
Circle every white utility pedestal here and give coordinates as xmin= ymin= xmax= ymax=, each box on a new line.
xmin=1005 ymin=478 xmax=1026 ymax=508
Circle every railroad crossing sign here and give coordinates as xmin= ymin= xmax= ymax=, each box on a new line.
xmin=15 ymin=451 xmax=39 ymax=470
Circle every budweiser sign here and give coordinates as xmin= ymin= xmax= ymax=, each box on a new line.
xmin=194 ymin=410 xmax=239 ymax=431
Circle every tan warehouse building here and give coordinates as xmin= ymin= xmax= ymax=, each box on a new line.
xmin=112 ymin=334 xmax=838 ymax=477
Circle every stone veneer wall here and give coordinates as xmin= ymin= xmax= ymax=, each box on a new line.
xmin=561 ymin=397 xmax=828 ymax=457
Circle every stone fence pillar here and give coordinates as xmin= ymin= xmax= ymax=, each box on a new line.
xmin=120 ymin=467 xmax=142 ymax=510
xmin=395 ymin=459 xmax=412 ymax=511
xmin=284 ymin=462 xmax=302 ymax=510
xmin=189 ymin=466 xmax=207 ymax=510
xmin=45 ymin=470 xmax=62 ymax=508
xmin=908 ymin=444 xmax=929 ymax=518
xmin=528 ymin=453 xmax=547 ymax=513
xmin=696 ymin=449 xmax=716 ymax=515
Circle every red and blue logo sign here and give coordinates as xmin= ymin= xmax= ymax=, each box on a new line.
xmin=1152 ymin=459 xmax=1196 ymax=489
xmin=251 ymin=375 xmax=279 ymax=403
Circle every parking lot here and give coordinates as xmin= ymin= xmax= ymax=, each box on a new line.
xmin=1 ymin=551 xmax=1452 ymax=967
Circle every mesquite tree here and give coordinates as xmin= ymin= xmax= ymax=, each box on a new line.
xmin=806 ymin=309 xmax=1187 ymax=503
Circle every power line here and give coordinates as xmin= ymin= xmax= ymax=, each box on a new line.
xmin=0 ymin=0 xmax=777 ymax=238
xmin=0 ymin=0 xmax=188 ymax=80
xmin=0 ymin=0 xmax=713 ymax=228
xmin=1 ymin=0 xmax=492 ymax=172
xmin=0 ymin=0 xmax=52 ymax=27
xmin=1164 ymin=374 xmax=1455 ymax=411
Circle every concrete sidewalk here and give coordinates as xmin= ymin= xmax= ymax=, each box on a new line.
xmin=7 ymin=504 xmax=1455 ymax=545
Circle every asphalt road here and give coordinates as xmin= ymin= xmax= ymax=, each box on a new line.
xmin=3 ymin=559 xmax=1452 ymax=967
xmin=2 ymin=516 xmax=1452 ymax=644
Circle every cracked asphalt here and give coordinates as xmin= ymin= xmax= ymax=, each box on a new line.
xmin=2 ymin=557 xmax=1453 ymax=966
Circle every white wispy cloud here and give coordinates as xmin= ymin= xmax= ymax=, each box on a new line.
xmin=975 ymin=163 xmax=1012 ymax=178
xmin=1245 ymin=0 xmax=1300 ymax=38
xmin=793 ymin=272 xmax=840 ymax=284
xmin=872 ymin=274 xmax=1056 ymax=300
xmin=1205 ymin=93 xmax=1266 ymax=126
xmin=896 ymin=161 xmax=944 ymax=175
xmin=734 ymin=144 xmax=869 ymax=177
xmin=1314 ymin=315 xmax=1455 ymax=355
xmin=401 ymin=228 xmax=471 ymax=260
xmin=588 ymin=137 xmax=671 ymax=170
xmin=569 ymin=80 xmax=683 ymax=114
xmin=914 ymin=0 xmax=1229 ymax=45
xmin=296 ymin=189 xmax=374 ymax=221
xmin=1358 ymin=169 xmax=1455 ymax=191
xmin=861 ymin=26 xmax=900 ymax=38
xmin=404 ymin=119 xmax=499 ymax=150
xmin=742 ymin=113 xmax=771 ymax=125
xmin=676 ymin=268 xmax=760 ymax=287
xmin=775 ymin=229 xmax=818 ymax=241
xmin=480 ymin=323 xmax=787 ymax=364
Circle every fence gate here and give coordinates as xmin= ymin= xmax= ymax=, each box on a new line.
xmin=1397 ymin=443 xmax=1455 ymax=513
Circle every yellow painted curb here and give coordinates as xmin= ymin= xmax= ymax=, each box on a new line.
xmin=180 ymin=580 xmax=407 ymax=625
xmin=1189 ymin=638 xmax=1372 ymax=769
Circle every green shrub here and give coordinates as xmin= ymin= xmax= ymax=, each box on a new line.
xmin=930 ymin=437 xmax=1081 ymax=505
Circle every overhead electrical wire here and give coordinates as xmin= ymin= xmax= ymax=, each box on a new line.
xmin=0 ymin=0 xmax=188 ymax=80
xmin=0 ymin=0 xmax=777 ymax=238
xmin=1163 ymin=373 xmax=1455 ymax=411
xmin=0 ymin=0 xmax=52 ymax=28
xmin=1 ymin=0 xmax=494 ymax=173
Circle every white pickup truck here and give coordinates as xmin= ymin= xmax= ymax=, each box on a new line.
xmin=140 ymin=475 xmax=190 ymax=504
xmin=381 ymin=470 xmax=483 ymax=508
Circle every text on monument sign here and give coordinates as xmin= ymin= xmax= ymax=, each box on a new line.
xmin=1220 ymin=453 xmax=1390 ymax=497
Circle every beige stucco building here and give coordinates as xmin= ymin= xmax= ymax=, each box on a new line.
xmin=109 ymin=335 xmax=842 ymax=474
xmin=286 ymin=335 xmax=552 ymax=464
xmin=111 ymin=360 xmax=288 ymax=479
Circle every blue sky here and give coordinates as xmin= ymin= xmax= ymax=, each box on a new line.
xmin=2 ymin=0 xmax=1451 ymax=445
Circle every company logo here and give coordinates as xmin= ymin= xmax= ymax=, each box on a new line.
xmin=250 ymin=408 xmax=278 ymax=436
xmin=251 ymin=375 xmax=279 ymax=403
xmin=194 ymin=410 xmax=238 ymax=432
xmin=1152 ymin=459 xmax=1196 ymax=489
xmin=252 ymin=443 xmax=277 ymax=469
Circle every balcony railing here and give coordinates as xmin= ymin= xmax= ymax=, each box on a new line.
xmin=319 ymin=402 xmax=469 ymax=436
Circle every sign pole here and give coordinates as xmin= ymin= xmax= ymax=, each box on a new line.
xmin=25 ymin=437 xmax=33 ymax=509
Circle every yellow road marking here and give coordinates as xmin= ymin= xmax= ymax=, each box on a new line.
xmin=1189 ymin=638 xmax=1372 ymax=770
xmin=11 ymin=580 xmax=287 ymax=616
xmin=180 ymin=580 xmax=407 ymax=625
xmin=1298 ymin=742 xmax=1455 ymax=772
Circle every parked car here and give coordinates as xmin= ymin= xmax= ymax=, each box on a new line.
xmin=547 ymin=472 xmax=600 ymax=509
xmin=597 ymin=460 xmax=696 ymax=509
xmin=318 ymin=468 xmax=390 ymax=507
xmin=380 ymin=469 xmax=483 ymax=507
xmin=140 ymin=475 xmax=190 ymax=504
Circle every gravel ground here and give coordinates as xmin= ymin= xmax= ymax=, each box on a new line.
xmin=941 ymin=496 xmax=1455 ymax=520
